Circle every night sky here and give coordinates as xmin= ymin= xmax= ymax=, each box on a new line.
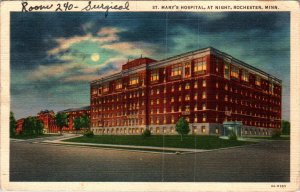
xmin=10 ymin=12 xmax=290 ymax=120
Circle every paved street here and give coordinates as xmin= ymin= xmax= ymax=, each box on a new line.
xmin=10 ymin=139 xmax=289 ymax=182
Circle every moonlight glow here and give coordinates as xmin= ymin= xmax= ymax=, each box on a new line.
xmin=91 ymin=53 xmax=100 ymax=62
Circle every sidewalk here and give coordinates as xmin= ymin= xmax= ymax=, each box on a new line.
xmin=43 ymin=138 xmax=208 ymax=154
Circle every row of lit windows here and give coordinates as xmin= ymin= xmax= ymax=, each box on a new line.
xmin=93 ymin=81 xmax=279 ymax=103
xmin=91 ymin=121 xmax=280 ymax=129
xmin=92 ymin=98 xmax=280 ymax=112
xmin=91 ymin=97 xmax=280 ymax=113
xmin=93 ymin=79 xmax=280 ymax=101
xmin=149 ymin=81 xmax=206 ymax=95
xmin=102 ymin=118 xmax=144 ymax=127
xmin=91 ymin=107 xmax=280 ymax=120
xmin=224 ymin=62 xmax=262 ymax=86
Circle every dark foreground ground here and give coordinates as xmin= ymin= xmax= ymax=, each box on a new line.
xmin=10 ymin=140 xmax=289 ymax=182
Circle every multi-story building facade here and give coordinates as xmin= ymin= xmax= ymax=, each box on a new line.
xmin=58 ymin=106 xmax=91 ymax=132
xmin=37 ymin=110 xmax=58 ymax=133
xmin=90 ymin=47 xmax=282 ymax=136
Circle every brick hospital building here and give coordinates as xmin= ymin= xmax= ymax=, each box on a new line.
xmin=90 ymin=47 xmax=281 ymax=136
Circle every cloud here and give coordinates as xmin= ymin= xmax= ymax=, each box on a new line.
xmin=29 ymin=63 xmax=82 ymax=81
xmin=48 ymin=35 xmax=92 ymax=55
xmin=63 ymin=74 xmax=100 ymax=82
xmin=96 ymin=27 xmax=124 ymax=42
xmin=30 ymin=26 xmax=160 ymax=84
xmin=102 ymin=41 xmax=158 ymax=56
xmin=48 ymin=27 xmax=124 ymax=55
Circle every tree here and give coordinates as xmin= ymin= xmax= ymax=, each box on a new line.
xmin=35 ymin=119 xmax=44 ymax=135
xmin=22 ymin=117 xmax=44 ymax=136
xmin=73 ymin=117 xmax=82 ymax=134
xmin=22 ymin=117 xmax=34 ymax=135
xmin=281 ymin=120 xmax=290 ymax=135
xmin=142 ymin=129 xmax=151 ymax=138
xmin=55 ymin=112 xmax=68 ymax=135
xmin=81 ymin=114 xmax=90 ymax=130
xmin=175 ymin=117 xmax=190 ymax=141
xmin=10 ymin=112 xmax=17 ymax=137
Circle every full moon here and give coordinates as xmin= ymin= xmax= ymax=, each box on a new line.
xmin=91 ymin=53 xmax=100 ymax=62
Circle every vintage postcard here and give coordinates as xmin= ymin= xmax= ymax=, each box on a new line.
xmin=1 ymin=0 xmax=299 ymax=191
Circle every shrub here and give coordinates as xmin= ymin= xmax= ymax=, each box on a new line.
xmin=272 ymin=129 xmax=281 ymax=139
xmin=83 ymin=130 xmax=94 ymax=138
xmin=142 ymin=129 xmax=151 ymax=138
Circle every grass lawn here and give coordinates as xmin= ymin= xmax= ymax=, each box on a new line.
xmin=64 ymin=135 xmax=254 ymax=150
xmin=11 ymin=134 xmax=60 ymax=140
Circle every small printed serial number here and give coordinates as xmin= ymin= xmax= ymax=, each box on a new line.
xmin=271 ymin=184 xmax=286 ymax=188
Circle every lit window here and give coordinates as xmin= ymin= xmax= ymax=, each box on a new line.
xmin=103 ymin=84 xmax=109 ymax=92
xmin=171 ymin=106 xmax=174 ymax=112
xmin=186 ymin=117 xmax=190 ymax=122
xmin=224 ymin=62 xmax=230 ymax=79
xmin=171 ymin=97 xmax=174 ymax=102
xmin=156 ymin=89 xmax=160 ymax=94
xmin=194 ymin=58 xmax=207 ymax=73
xmin=225 ymin=95 xmax=228 ymax=101
xmin=194 ymin=115 xmax=198 ymax=122
xmin=215 ymin=59 xmax=220 ymax=72
xmin=202 ymin=80 xmax=206 ymax=87
xmin=185 ymin=83 xmax=190 ymax=90
xmin=255 ymin=76 xmax=261 ymax=86
xmin=216 ymin=94 xmax=219 ymax=100
xmin=202 ymin=91 xmax=206 ymax=99
xmin=171 ymin=64 xmax=182 ymax=77
xmin=201 ymin=126 xmax=206 ymax=132
xmin=241 ymin=70 xmax=249 ymax=82
xmin=156 ymin=99 xmax=159 ymax=104
xmin=116 ymin=80 xmax=122 ymax=89
xmin=202 ymin=103 xmax=206 ymax=110
xmin=151 ymin=70 xmax=159 ymax=81
xmin=185 ymin=105 xmax=190 ymax=112
xmin=179 ymin=96 xmax=182 ymax=102
xmin=129 ymin=76 xmax=139 ymax=85
xmin=179 ymin=85 xmax=182 ymax=91
xmin=231 ymin=66 xmax=239 ymax=79
xmin=171 ymin=85 xmax=175 ymax=92
xmin=185 ymin=95 xmax=190 ymax=101
xmin=194 ymin=104 xmax=198 ymax=111
xmin=225 ymin=84 xmax=228 ymax=91
xmin=194 ymin=82 xmax=198 ymax=88
xmin=194 ymin=93 xmax=198 ymax=100
xmin=202 ymin=114 xmax=206 ymax=122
